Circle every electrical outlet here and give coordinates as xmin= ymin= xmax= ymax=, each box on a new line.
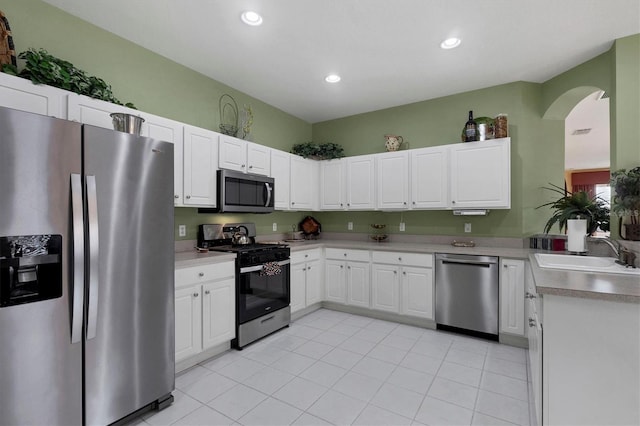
xmin=178 ymin=225 xmax=186 ymax=237
xmin=464 ymin=223 xmax=472 ymax=233
xmin=399 ymin=222 xmax=406 ymax=232
xmin=348 ymin=222 xmax=353 ymax=231
xmin=272 ymin=222 xmax=277 ymax=231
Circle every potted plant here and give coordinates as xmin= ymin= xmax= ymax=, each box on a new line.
xmin=610 ymin=166 xmax=640 ymax=240
xmin=291 ymin=142 xmax=345 ymax=160
xmin=537 ymin=183 xmax=610 ymax=235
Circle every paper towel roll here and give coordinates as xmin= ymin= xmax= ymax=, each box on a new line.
xmin=567 ymin=219 xmax=587 ymax=252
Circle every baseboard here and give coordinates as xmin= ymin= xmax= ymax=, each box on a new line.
xmin=176 ymin=341 xmax=231 ymax=373
xmin=499 ymin=333 xmax=528 ymax=348
xmin=320 ymin=302 xmax=437 ymax=329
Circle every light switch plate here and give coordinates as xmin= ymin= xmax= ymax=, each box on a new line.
xmin=272 ymin=222 xmax=277 ymax=231
xmin=178 ymin=225 xmax=186 ymax=237
xmin=399 ymin=222 xmax=406 ymax=232
xmin=465 ymin=223 xmax=472 ymax=233
xmin=348 ymin=222 xmax=353 ymax=230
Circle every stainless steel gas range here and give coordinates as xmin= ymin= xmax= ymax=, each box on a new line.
xmin=198 ymin=223 xmax=290 ymax=349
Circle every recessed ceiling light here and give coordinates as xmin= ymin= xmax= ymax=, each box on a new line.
xmin=241 ymin=11 xmax=263 ymax=26
xmin=325 ymin=74 xmax=341 ymax=83
xmin=440 ymin=37 xmax=461 ymax=49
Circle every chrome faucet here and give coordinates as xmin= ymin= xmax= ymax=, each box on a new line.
xmin=586 ymin=236 xmax=620 ymax=257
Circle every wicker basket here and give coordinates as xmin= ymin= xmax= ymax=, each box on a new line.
xmin=0 ymin=10 xmax=16 ymax=67
xmin=624 ymin=224 xmax=640 ymax=241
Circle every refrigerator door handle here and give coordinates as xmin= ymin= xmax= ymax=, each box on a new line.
xmin=86 ymin=175 xmax=100 ymax=340
xmin=70 ymin=174 xmax=85 ymax=344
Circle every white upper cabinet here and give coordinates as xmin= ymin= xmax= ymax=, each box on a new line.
xmin=449 ymin=138 xmax=511 ymax=209
xmin=67 ymin=94 xmax=186 ymax=206
xmin=270 ymin=150 xmax=291 ymax=210
xmin=290 ymin=155 xmax=319 ymax=211
xmin=410 ymin=146 xmax=449 ymax=209
xmin=346 ymin=155 xmax=376 ymax=210
xmin=183 ymin=125 xmax=218 ymax=207
xmin=377 ymin=151 xmax=409 ymax=210
xmin=218 ymin=134 xmax=247 ymax=172
xmin=247 ymin=142 xmax=271 ymax=176
xmin=218 ymin=135 xmax=270 ymax=176
xmin=320 ymin=159 xmax=347 ymax=210
xmin=0 ymin=73 xmax=67 ymax=118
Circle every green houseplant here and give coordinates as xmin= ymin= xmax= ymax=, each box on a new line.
xmin=610 ymin=166 xmax=640 ymax=240
xmin=537 ymin=183 xmax=610 ymax=235
xmin=291 ymin=142 xmax=345 ymax=160
xmin=1 ymin=48 xmax=136 ymax=108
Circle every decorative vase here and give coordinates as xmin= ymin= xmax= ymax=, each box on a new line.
xmin=384 ymin=134 xmax=403 ymax=151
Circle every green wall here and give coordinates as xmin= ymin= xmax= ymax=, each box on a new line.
xmin=3 ymin=1 xmax=637 ymax=239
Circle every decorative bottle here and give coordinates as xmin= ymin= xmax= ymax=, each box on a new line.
xmin=464 ymin=110 xmax=478 ymax=142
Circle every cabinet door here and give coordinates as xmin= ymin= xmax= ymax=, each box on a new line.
xmin=202 ymin=278 xmax=236 ymax=349
xmin=270 ymin=150 xmax=291 ymax=210
xmin=377 ymin=152 xmax=409 ymax=210
xmin=371 ymin=264 xmax=400 ymax=313
xmin=500 ymin=259 xmax=525 ymax=336
xmin=449 ymin=139 xmax=511 ymax=209
xmin=290 ymin=155 xmax=313 ymax=210
xmin=175 ymin=285 xmax=202 ymax=362
xmin=247 ymin=142 xmax=271 ymax=176
xmin=347 ymin=155 xmax=375 ymax=210
xmin=183 ymin=125 xmax=218 ymax=206
xmin=67 ymin=93 xmax=136 ymax=130
xmin=320 ymin=159 xmax=346 ymax=210
xmin=347 ymin=261 xmax=370 ymax=308
xmin=290 ymin=262 xmax=307 ymax=313
xmin=305 ymin=259 xmax=323 ymax=306
xmin=218 ymin=134 xmax=247 ymax=172
xmin=410 ymin=146 xmax=448 ymax=209
xmin=325 ymin=260 xmax=346 ymax=304
xmin=401 ymin=266 xmax=434 ymax=319
xmin=0 ymin=72 xmax=66 ymax=118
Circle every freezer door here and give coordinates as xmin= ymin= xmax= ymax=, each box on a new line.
xmin=0 ymin=107 xmax=83 ymax=425
xmin=83 ymin=125 xmax=175 ymax=425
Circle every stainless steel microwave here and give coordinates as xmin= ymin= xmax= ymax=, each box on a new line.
xmin=201 ymin=169 xmax=274 ymax=213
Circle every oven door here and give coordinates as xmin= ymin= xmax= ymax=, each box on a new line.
xmin=237 ymin=260 xmax=290 ymax=323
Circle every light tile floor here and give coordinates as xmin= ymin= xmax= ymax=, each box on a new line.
xmin=138 ymin=309 xmax=531 ymax=426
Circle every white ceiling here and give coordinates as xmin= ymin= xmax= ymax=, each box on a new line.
xmin=42 ymin=0 xmax=639 ymax=123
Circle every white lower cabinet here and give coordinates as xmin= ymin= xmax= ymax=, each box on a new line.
xmin=499 ymin=258 xmax=525 ymax=336
xmin=174 ymin=261 xmax=235 ymax=363
xmin=290 ymin=249 xmax=323 ymax=313
xmin=324 ymin=249 xmax=370 ymax=306
xmin=371 ymin=251 xmax=434 ymax=318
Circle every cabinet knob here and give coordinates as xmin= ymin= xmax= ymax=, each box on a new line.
xmin=174 ymin=195 xmax=179 ymax=199
xmin=412 ymin=201 xmax=416 ymax=205
xmin=403 ymin=202 xmax=407 ymax=205
xmin=249 ymin=165 xmax=253 ymax=169
xmin=193 ymin=293 xmax=199 ymax=297
xmin=241 ymin=164 xmax=246 ymax=168
xmin=205 ymin=290 xmax=210 ymax=295
xmin=394 ymin=270 xmax=397 ymax=274
xmin=340 ymin=203 xmax=344 ymax=207
xmin=452 ymin=200 xmax=456 ymax=204
xmin=308 ymin=266 xmax=311 ymax=270
xmin=340 ymin=265 xmax=344 ymax=269
xmin=291 ymin=202 xmax=295 ymax=205
xmin=305 ymin=254 xmax=308 ymax=258
xmin=347 ymin=203 xmax=350 ymax=206
xmin=525 ymin=292 xmax=537 ymax=299
xmin=398 ymin=257 xmax=402 ymax=261
xmin=302 ymin=267 xmax=306 ymax=271
xmin=347 ymin=266 xmax=351 ymax=269
xmin=198 ymin=272 xmax=204 ymax=277
xmin=403 ymin=271 xmax=406 ymax=275
xmin=528 ymin=318 xmax=536 ymax=327
xmin=186 ymin=195 xmax=191 ymax=199
xmin=344 ymin=253 xmax=347 ymax=257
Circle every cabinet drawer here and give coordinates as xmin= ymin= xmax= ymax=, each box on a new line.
xmin=372 ymin=251 xmax=433 ymax=267
xmin=325 ymin=248 xmax=370 ymax=262
xmin=291 ymin=248 xmax=322 ymax=264
xmin=175 ymin=262 xmax=235 ymax=288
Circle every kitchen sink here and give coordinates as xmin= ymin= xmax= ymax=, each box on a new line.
xmin=534 ymin=253 xmax=639 ymax=275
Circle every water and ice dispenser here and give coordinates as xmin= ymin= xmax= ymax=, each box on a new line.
xmin=0 ymin=235 xmax=63 ymax=307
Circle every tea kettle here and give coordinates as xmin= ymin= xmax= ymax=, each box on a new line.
xmin=232 ymin=225 xmax=251 ymax=245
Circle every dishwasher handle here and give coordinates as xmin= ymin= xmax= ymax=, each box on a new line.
xmin=441 ymin=259 xmax=497 ymax=267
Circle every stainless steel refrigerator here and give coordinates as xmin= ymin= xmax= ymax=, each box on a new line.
xmin=0 ymin=106 xmax=175 ymax=425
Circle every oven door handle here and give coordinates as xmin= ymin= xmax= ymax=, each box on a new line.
xmin=240 ymin=259 xmax=290 ymax=274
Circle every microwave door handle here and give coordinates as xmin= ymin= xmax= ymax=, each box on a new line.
xmin=86 ymin=175 xmax=100 ymax=340
xmin=265 ymin=182 xmax=272 ymax=207
xmin=70 ymin=174 xmax=85 ymax=344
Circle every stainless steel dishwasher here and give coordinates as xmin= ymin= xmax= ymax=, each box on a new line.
xmin=435 ymin=253 xmax=499 ymax=339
